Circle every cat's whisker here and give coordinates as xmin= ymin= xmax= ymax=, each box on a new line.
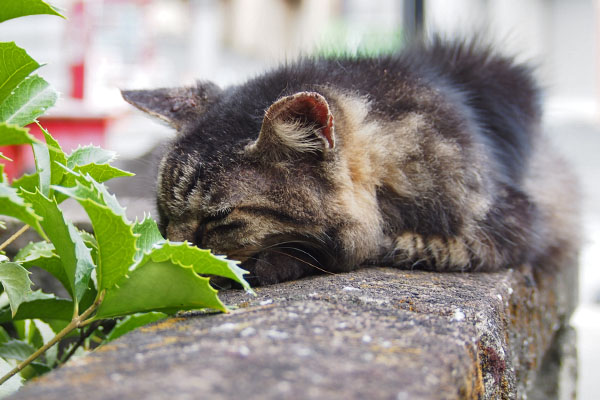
xmin=272 ymin=245 xmax=323 ymax=267
xmin=269 ymin=249 xmax=336 ymax=276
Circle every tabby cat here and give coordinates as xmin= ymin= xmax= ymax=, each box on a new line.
xmin=122 ymin=38 xmax=579 ymax=285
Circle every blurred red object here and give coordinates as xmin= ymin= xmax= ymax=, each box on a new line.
xmin=1 ymin=114 xmax=108 ymax=181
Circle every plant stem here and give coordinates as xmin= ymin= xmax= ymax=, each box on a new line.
xmin=0 ymin=224 xmax=29 ymax=252
xmin=59 ymin=321 xmax=101 ymax=365
xmin=0 ymin=290 xmax=105 ymax=386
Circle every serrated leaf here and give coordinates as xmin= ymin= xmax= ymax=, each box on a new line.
xmin=0 ymin=122 xmax=39 ymax=146
xmin=52 ymin=179 xmax=137 ymax=291
xmin=76 ymin=163 xmax=133 ymax=182
xmin=95 ymin=259 xmax=226 ymax=319
xmin=0 ymin=0 xmax=64 ymax=23
xmin=57 ymin=163 xmax=134 ymax=199
xmin=132 ymin=215 xmax=164 ymax=262
xmin=32 ymin=140 xmax=50 ymax=196
xmin=0 ymin=75 xmax=57 ymax=126
xmin=132 ymin=218 xmax=251 ymax=291
xmin=37 ymin=124 xmax=67 ymax=186
xmin=0 ymin=296 xmax=72 ymax=323
xmin=20 ymin=190 xmax=95 ymax=302
xmin=15 ymin=241 xmax=71 ymax=297
xmin=0 ymin=286 xmax=96 ymax=324
xmin=14 ymin=240 xmax=54 ymax=260
xmin=105 ymin=312 xmax=167 ymax=342
xmin=0 ymin=262 xmax=34 ymax=317
xmin=77 ymin=229 xmax=98 ymax=249
xmin=0 ymin=357 xmax=22 ymax=396
xmin=0 ymin=182 xmax=43 ymax=233
xmin=0 ymin=42 xmax=41 ymax=105
xmin=141 ymin=241 xmax=251 ymax=292
xmin=11 ymin=172 xmax=38 ymax=193
xmin=67 ymin=146 xmax=116 ymax=169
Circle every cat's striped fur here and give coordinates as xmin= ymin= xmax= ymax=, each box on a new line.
xmin=122 ymin=38 xmax=579 ymax=285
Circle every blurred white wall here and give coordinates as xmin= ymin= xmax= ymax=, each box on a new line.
xmin=427 ymin=0 xmax=598 ymax=120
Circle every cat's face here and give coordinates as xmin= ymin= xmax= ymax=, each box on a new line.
xmin=123 ymin=86 xmax=377 ymax=285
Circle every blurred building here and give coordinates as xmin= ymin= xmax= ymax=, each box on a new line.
xmin=1 ymin=0 xmax=597 ymax=120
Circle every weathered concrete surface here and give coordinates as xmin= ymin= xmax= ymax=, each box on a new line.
xmin=10 ymin=263 xmax=577 ymax=400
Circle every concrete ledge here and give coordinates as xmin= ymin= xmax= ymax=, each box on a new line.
xmin=10 ymin=264 xmax=577 ymax=400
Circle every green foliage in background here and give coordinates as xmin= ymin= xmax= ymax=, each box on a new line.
xmin=315 ymin=19 xmax=405 ymax=58
xmin=0 ymin=1 xmax=251 ymax=396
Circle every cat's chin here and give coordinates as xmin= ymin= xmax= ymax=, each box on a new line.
xmin=239 ymin=248 xmax=315 ymax=286
xmin=228 ymin=240 xmax=336 ymax=286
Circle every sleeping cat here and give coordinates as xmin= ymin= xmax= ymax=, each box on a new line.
xmin=122 ymin=38 xmax=579 ymax=286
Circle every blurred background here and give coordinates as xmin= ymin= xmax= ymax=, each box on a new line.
xmin=0 ymin=0 xmax=598 ymax=397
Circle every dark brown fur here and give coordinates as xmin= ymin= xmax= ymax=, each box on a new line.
xmin=122 ymin=38 xmax=579 ymax=286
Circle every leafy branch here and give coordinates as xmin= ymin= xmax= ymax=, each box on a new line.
xmin=0 ymin=1 xmax=252 ymax=395
xmin=0 ymin=291 xmax=105 ymax=386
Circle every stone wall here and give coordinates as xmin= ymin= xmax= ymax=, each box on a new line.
xmin=9 ymin=263 xmax=577 ymax=400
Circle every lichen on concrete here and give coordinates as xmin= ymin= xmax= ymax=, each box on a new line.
xmin=9 ymin=263 xmax=577 ymax=400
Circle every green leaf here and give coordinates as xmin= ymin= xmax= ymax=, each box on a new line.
xmin=132 ymin=217 xmax=251 ymax=291
xmin=1 ymin=286 xmax=97 ymax=324
xmin=132 ymin=215 xmax=164 ymax=262
xmin=0 ymin=75 xmax=57 ymax=126
xmin=0 ymin=339 xmax=35 ymax=362
xmin=95 ymin=259 xmax=226 ymax=319
xmin=0 ymin=357 xmax=23 ymax=396
xmin=52 ymin=177 xmax=137 ymax=291
xmin=105 ymin=312 xmax=167 ymax=342
xmin=11 ymin=172 xmax=38 ymax=193
xmin=57 ymin=163 xmax=133 ymax=197
xmin=0 ymin=0 xmax=64 ymax=23
xmin=0 ymin=339 xmax=51 ymax=375
xmin=0 ymin=327 xmax=10 ymax=343
xmin=142 ymin=241 xmax=251 ymax=292
xmin=32 ymin=140 xmax=50 ymax=196
xmin=32 ymin=319 xmax=57 ymax=366
xmin=20 ymin=190 xmax=95 ymax=302
xmin=15 ymin=240 xmax=55 ymax=260
xmin=75 ymin=163 xmax=134 ymax=182
xmin=0 ymin=122 xmax=39 ymax=146
xmin=0 ymin=42 xmax=41 ymax=105
xmin=0 ymin=262 xmax=34 ymax=317
xmin=0 ymin=182 xmax=43 ymax=233
xmin=38 ymin=124 xmax=67 ymax=186
xmin=67 ymin=146 xmax=116 ymax=169
xmin=0 ymin=295 xmax=73 ymax=322
xmin=15 ymin=241 xmax=71 ymax=297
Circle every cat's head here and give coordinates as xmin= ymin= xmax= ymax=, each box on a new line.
xmin=122 ymin=82 xmax=382 ymax=285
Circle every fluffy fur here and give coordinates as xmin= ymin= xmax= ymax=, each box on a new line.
xmin=122 ymin=38 xmax=579 ymax=286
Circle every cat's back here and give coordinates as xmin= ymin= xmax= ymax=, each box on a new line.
xmin=229 ymin=40 xmax=540 ymax=185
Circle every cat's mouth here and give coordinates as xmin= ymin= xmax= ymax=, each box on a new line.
xmin=234 ymin=239 xmax=336 ymax=286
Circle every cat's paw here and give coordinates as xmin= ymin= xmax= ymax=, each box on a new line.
xmin=392 ymin=232 xmax=471 ymax=271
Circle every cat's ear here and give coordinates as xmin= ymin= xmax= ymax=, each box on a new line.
xmin=121 ymin=81 xmax=222 ymax=131
xmin=252 ymin=92 xmax=335 ymax=156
